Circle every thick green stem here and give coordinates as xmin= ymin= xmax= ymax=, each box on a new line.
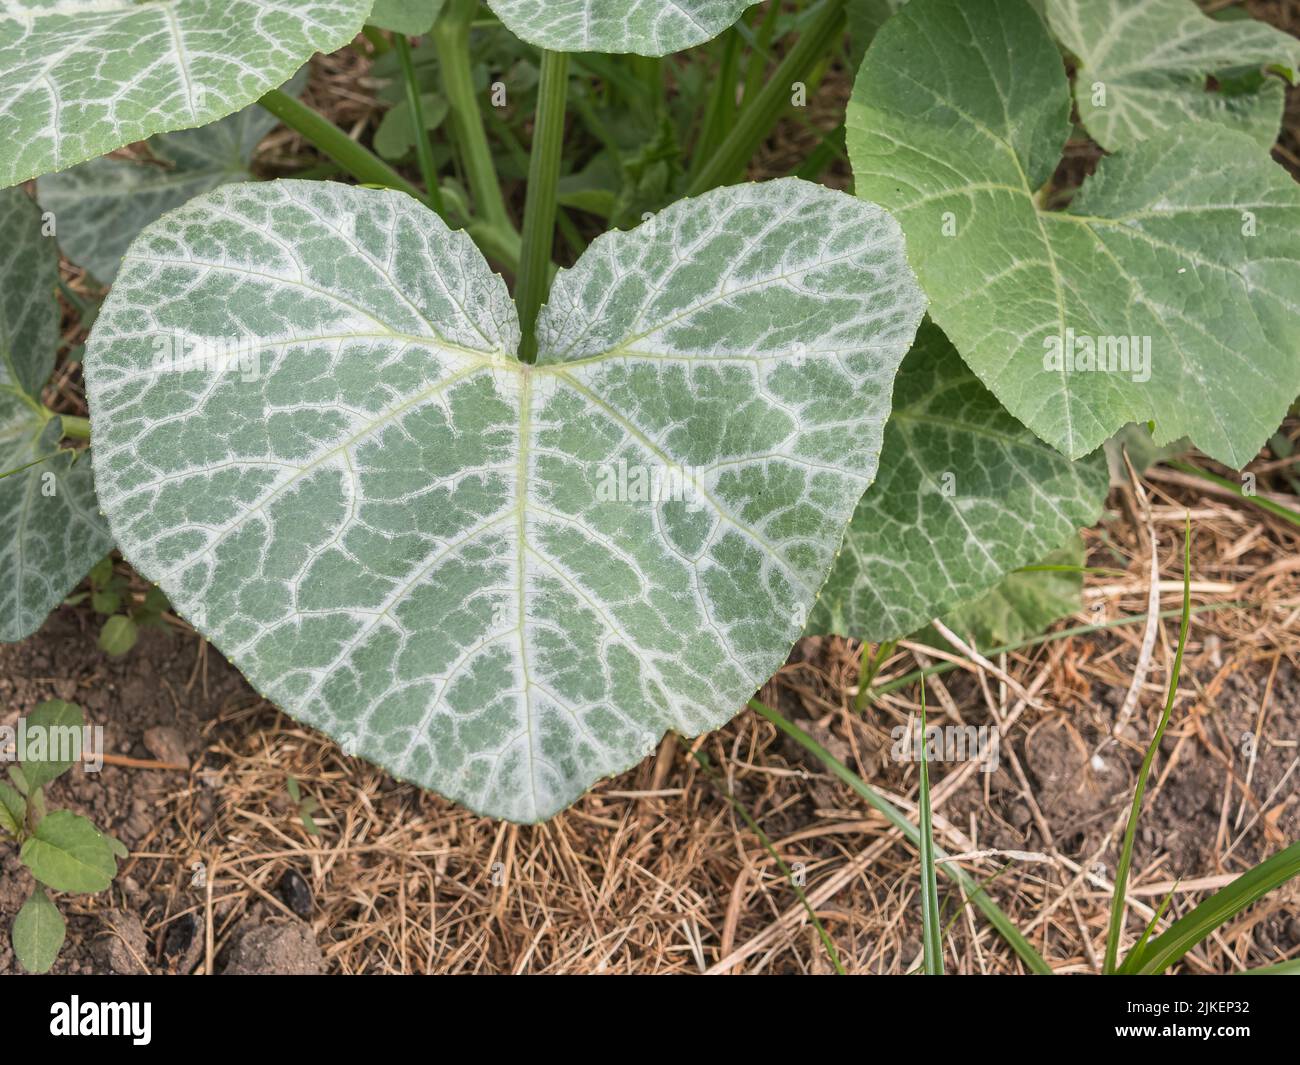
xmin=58 ymin=414 xmax=91 ymax=440
xmin=686 ymin=0 xmax=846 ymax=196
xmin=258 ymin=89 xmax=426 ymax=204
xmin=515 ymin=50 xmax=568 ymax=364
xmin=394 ymin=33 xmax=446 ymax=218
xmin=435 ymin=0 xmax=513 ymax=233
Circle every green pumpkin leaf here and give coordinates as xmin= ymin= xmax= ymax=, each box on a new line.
xmin=36 ymin=77 xmax=305 ymax=285
xmin=20 ymin=810 xmax=119 ymax=893
xmin=0 ymin=189 xmax=114 ymax=642
xmin=1046 ymin=0 xmax=1300 ymax=152
xmin=809 ymin=322 xmax=1107 ymax=642
xmin=19 ymin=699 xmax=86 ymax=792
xmin=0 ymin=0 xmax=373 ymax=188
xmin=847 ymin=0 xmax=1300 ymax=468
xmin=369 ymin=0 xmax=447 ymax=36
xmin=927 ymin=536 xmax=1084 ymax=649
xmin=84 ymin=177 xmax=925 ymax=821
xmin=12 ymin=888 xmax=66 ymax=974
xmin=484 ymin=0 xmax=757 ymax=56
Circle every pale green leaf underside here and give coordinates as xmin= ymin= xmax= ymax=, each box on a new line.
xmin=85 ymin=178 xmax=925 ymax=822
xmin=0 ymin=189 xmax=112 ymax=642
xmin=848 ymin=0 xmax=1300 ymax=468
xmin=1047 ymin=0 xmax=1300 ymax=152
xmin=484 ymin=0 xmax=756 ymax=56
xmin=368 ymin=0 xmax=446 ymax=36
xmin=36 ymin=97 xmax=283 ymax=284
xmin=809 ymin=322 xmax=1107 ymax=642
xmin=0 ymin=0 xmax=372 ymax=188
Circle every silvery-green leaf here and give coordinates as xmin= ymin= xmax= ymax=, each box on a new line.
xmin=485 ymin=0 xmax=757 ymax=56
xmin=369 ymin=0 xmax=447 ymax=35
xmin=0 ymin=189 xmax=113 ymax=643
xmin=0 ymin=0 xmax=372 ymax=188
xmin=12 ymin=888 xmax=65 ymax=974
xmin=809 ymin=322 xmax=1107 ymax=642
xmin=36 ymin=95 xmax=287 ymax=284
xmin=928 ymin=536 xmax=1084 ymax=649
xmin=848 ymin=0 xmax=1300 ymax=468
xmin=84 ymin=177 xmax=926 ymax=822
xmin=1047 ymin=0 xmax=1300 ymax=152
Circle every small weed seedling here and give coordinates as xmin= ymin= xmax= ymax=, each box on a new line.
xmin=0 ymin=701 xmax=125 ymax=974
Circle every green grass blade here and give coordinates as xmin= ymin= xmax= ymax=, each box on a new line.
xmin=750 ymin=699 xmax=1053 ymax=974
xmin=691 ymin=747 xmax=845 ymax=974
xmin=1105 ymin=517 xmax=1193 ymax=973
xmin=917 ymin=682 xmax=943 ymax=974
xmin=1126 ymin=840 xmax=1300 ymax=975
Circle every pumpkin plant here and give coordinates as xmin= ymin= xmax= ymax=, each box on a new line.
xmin=0 ymin=0 xmax=1296 ymax=833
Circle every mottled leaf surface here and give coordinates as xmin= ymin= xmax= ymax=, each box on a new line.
xmin=1048 ymin=0 xmax=1300 ymax=151
xmin=931 ymin=536 xmax=1083 ymax=649
xmin=810 ymin=323 xmax=1106 ymax=642
xmin=485 ymin=0 xmax=756 ymax=56
xmin=85 ymin=178 xmax=925 ymax=821
xmin=848 ymin=0 xmax=1300 ymax=467
xmin=0 ymin=0 xmax=372 ymax=187
xmin=37 ymin=96 xmax=286 ymax=283
xmin=0 ymin=189 xmax=112 ymax=642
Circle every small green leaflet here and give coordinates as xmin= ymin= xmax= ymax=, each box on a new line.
xmin=484 ymin=0 xmax=757 ymax=56
xmin=85 ymin=178 xmax=926 ymax=822
xmin=36 ymin=77 xmax=305 ymax=284
xmin=18 ymin=699 xmax=86 ymax=792
xmin=0 ymin=189 xmax=113 ymax=643
xmin=12 ymin=888 xmax=65 ymax=974
xmin=20 ymin=809 xmax=119 ymax=894
xmin=1047 ymin=0 xmax=1300 ymax=152
xmin=0 ymin=0 xmax=372 ymax=188
xmin=809 ymin=323 xmax=1107 ymax=642
xmin=848 ymin=0 xmax=1300 ymax=468
xmin=369 ymin=0 xmax=447 ymax=36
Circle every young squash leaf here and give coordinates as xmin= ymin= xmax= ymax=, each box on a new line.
xmin=369 ymin=0 xmax=447 ymax=36
xmin=0 ymin=0 xmax=372 ymax=188
xmin=848 ymin=0 xmax=1300 ymax=469
xmin=1046 ymin=0 xmax=1300 ymax=152
xmin=0 ymin=190 xmax=113 ymax=643
xmin=809 ymin=322 xmax=1107 ymax=642
xmin=36 ymin=75 xmax=306 ymax=285
xmin=84 ymin=178 xmax=926 ymax=822
xmin=484 ymin=0 xmax=758 ymax=56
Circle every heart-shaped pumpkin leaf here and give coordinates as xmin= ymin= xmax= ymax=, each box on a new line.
xmin=85 ymin=178 xmax=925 ymax=821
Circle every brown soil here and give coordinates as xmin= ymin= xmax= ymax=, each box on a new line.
xmin=2 ymin=465 xmax=1298 ymax=974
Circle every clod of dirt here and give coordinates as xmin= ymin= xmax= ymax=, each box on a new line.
xmin=276 ymin=869 xmax=313 ymax=919
xmin=222 ymin=918 xmax=323 ymax=975
xmin=160 ymin=913 xmax=203 ymax=975
xmin=94 ymin=910 xmax=151 ymax=975
xmin=142 ymin=725 xmax=191 ymax=767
